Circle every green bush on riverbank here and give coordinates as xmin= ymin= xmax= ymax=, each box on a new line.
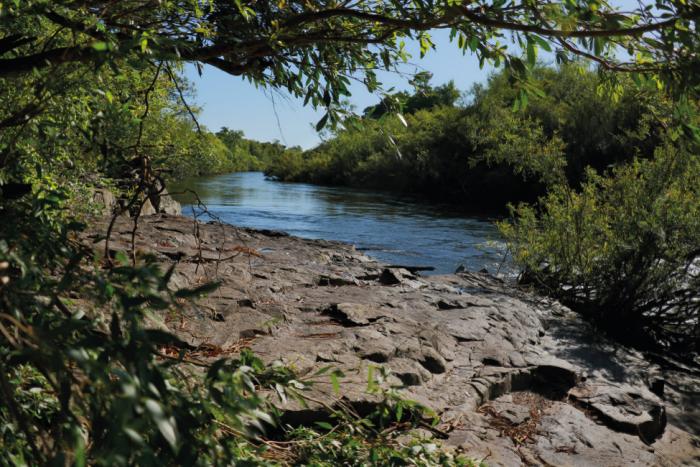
xmin=503 ymin=141 xmax=700 ymax=352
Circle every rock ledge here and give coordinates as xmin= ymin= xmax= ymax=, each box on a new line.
xmin=91 ymin=214 xmax=700 ymax=466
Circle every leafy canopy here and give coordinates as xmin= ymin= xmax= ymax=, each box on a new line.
xmin=1 ymin=0 xmax=699 ymax=130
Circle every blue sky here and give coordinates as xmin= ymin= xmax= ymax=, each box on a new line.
xmin=184 ymin=29 xmax=498 ymax=149
xmin=183 ymin=0 xmax=643 ymax=149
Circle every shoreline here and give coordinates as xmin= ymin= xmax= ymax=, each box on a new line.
xmin=92 ymin=213 xmax=700 ymax=465
xmin=168 ymin=171 xmax=513 ymax=277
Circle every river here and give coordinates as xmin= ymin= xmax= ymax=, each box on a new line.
xmin=170 ymin=172 xmax=514 ymax=276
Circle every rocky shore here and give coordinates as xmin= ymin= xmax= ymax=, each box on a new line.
xmin=91 ymin=213 xmax=700 ymax=466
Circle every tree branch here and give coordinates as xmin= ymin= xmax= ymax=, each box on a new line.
xmin=0 ymin=3 xmax=694 ymax=80
xmin=0 ymin=46 xmax=94 ymax=78
xmin=459 ymin=7 xmax=696 ymax=39
xmin=0 ymin=34 xmax=37 ymax=56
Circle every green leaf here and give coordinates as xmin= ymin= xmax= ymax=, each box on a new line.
xmin=114 ymin=250 xmax=129 ymax=265
xmin=123 ymin=427 xmax=144 ymax=444
xmin=397 ymin=113 xmax=408 ymax=127
xmin=533 ymin=35 xmax=552 ymax=52
xmin=315 ymin=421 xmax=334 ymax=430
xmin=315 ymin=113 xmax=329 ymax=131
xmin=512 ymin=95 xmax=521 ymax=112
xmin=520 ymin=89 xmax=529 ymax=109
xmin=156 ymin=417 xmax=178 ymax=449
xmin=73 ymin=427 xmax=86 ymax=467
xmin=366 ymin=365 xmax=376 ymax=393
xmin=312 ymin=365 xmax=332 ymax=376
xmin=527 ymin=41 xmax=537 ymax=66
xmin=145 ymin=399 xmax=178 ymax=449
xmin=330 ymin=372 xmax=340 ymax=395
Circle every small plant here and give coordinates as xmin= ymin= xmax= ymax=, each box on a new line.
xmin=278 ymin=366 xmax=480 ymax=466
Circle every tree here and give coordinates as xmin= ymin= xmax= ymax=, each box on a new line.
xmin=363 ymin=72 xmax=461 ymax=118
xmin=216 ymin=128 xmax=246 ymax=151
xmin=1 ymin=0 xmax=698 ymax=132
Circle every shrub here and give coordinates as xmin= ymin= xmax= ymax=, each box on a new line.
xmin=501 ymin=142 xmax=700 ymax=352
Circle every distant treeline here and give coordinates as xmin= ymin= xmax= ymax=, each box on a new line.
xmin=264 ymin=65 xmax=668 ymax=211
xmin=213 ymin=128 xmax=295 ymax=174
xmin=106 ymin=73 xmax=294 ymax=180
xmin=155 ymin=122 xmax=292 ymax=180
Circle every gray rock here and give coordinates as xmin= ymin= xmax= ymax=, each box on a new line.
xmin=85 ymin=214 xmax=700 ymax=467
xmin=92 ymin=188 xmax=117 ymax=216
xmin=379 ymin=268 xmax=424 ymax=288
xmin=570 ymin=382 xmax=667 ymax=443
xmin=420 ymin=347 xmax=447 ymax=374
xmin=140 ymin=198 xmax=156 ymax=216
xmin=326 ymin=302 xmax=386 ymax=326
xmin=158 ymin=190 xmax=181 ymax=215
xmin=390 ymin=358 xmax=432 ymax=386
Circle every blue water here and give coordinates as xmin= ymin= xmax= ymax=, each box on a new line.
xmin=170 ymin=172 xmax=513 ymax=275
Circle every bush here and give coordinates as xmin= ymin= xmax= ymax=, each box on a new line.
xmin=0 ymin=190 xmax=285 ymax=465
xmin=501 ymin=142 xmax=700 ymax=352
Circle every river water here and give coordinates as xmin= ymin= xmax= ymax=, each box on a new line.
xmin=170 ymin=172 xmax=513 ymax=276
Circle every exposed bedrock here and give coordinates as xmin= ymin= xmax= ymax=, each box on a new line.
xmin=91 ymin=214 xmax=700 ymax=466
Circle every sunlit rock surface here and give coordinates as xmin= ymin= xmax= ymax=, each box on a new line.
xmin=91 ymin=214 xmax=700 ymax=466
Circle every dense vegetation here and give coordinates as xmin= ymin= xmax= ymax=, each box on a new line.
xmin=504 ymin=141 xmax=700 ymax=352
xmin=266 ymin=66 xmax=670 ymax=209
xmin=1 ymin=0 xmax=698 ymax=464
xmin=216 ymin=127 xmax=296 ymax=173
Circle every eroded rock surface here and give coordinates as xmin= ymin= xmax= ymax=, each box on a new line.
xmin=91 ymin=214 xmax=700 ymax=466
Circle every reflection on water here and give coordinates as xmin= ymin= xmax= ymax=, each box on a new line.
xmin=170 ymin=172 xmax=514 ymax=275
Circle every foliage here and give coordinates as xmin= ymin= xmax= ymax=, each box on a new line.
xmin=216 ymin=128 xmax=297 ymax=173
xmin=0 ymin=60 xmax=239 ymax=192
xmin=1 ymin=0 xmax=698 ymax=130
xmin=502 ymin=141 xmax=700 ymax=353
xmin=471 ymin=65 xmax=674 ymax=185
xmin=0 ymin=188 xmax=307 ymax=464
xmin=268 ymin=64 xmax=668 ymax=210
xmin=282 ymin=366 xmax=479 ymax=466
xmin=288 ymin=423 xmax=474 ymax=466
xmin=363 ymin=72 xmax=462 ymax=119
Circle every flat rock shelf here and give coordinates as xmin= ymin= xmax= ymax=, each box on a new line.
xmin=91 ymin=214 xmax=700 ymax=466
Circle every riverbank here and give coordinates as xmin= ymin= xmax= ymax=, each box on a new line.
xmin=92 ymin=213 xmax=700 ymax=466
